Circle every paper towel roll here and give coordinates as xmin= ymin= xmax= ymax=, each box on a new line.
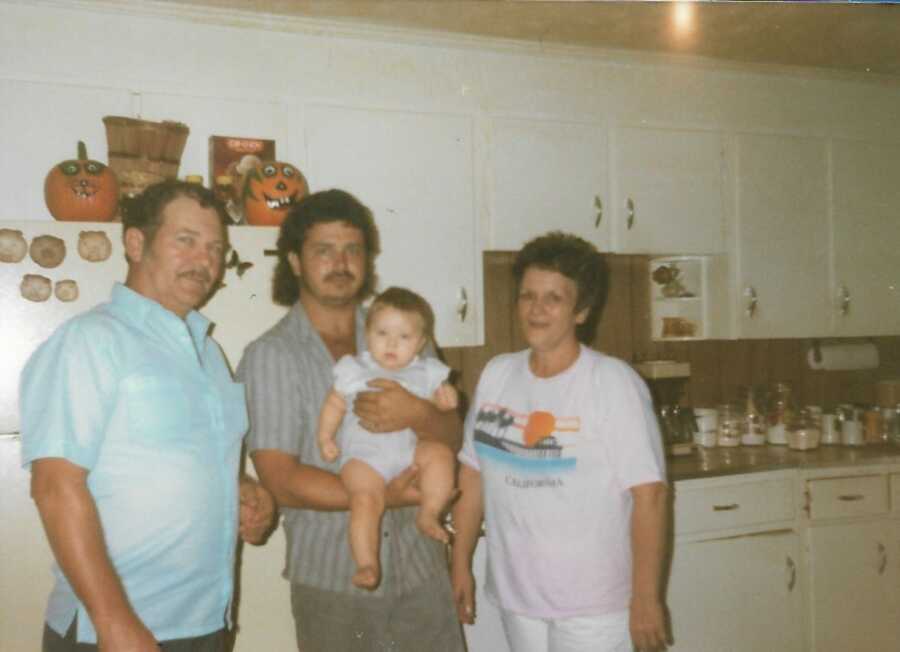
xmin=807 ymin=342 xmax=879 ymax=371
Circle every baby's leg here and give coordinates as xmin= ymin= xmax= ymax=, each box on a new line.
xmin=412 ymin=441 xmax=455 ymax=544
xmin=340 ymin=459 xmax=387 ymax=590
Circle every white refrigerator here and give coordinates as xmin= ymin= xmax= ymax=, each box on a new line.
xmin=0 ymin=219 xmax=299 ymax=651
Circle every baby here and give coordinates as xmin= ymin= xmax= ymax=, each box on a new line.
xmin=317 ymin=287 xmax=458 ymax=590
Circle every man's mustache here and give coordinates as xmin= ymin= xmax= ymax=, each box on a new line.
xmin=178 ymin=269 xmax=212 ymax=284
xmin=325 ymin=271 xmax=355 ymax=283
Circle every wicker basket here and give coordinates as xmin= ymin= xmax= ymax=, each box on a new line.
xmin=102 ymin=116 xmax=190 ymax=197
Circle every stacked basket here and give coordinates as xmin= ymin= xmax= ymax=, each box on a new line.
xmin=102 ymin=116 xmax=189 ymax=197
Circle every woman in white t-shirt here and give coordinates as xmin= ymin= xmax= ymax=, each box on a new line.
xmin=451 ymin=231 xmax=669 ymax=652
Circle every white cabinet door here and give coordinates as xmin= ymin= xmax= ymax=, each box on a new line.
xmin=488 ymin=117 xmax=609 ymax=251
xmin=807 ymin=520 xmax=899 ymax=652
xmin=731 ymin=133 xmax=830 ymax=338
xmin=831 ymin=139 xmax=900 ymax=336
xmin=0 ymin=79 xmax=133 ymax=220
xmin=612 ymin=126 xmax=726 ymax=254
xmin=667 ymin=531 xmax=804 ymax=652
xmin=305 ymin=104 xmax=480 ymax=347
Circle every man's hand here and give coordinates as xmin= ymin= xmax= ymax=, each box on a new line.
xmin=353 ymin=378 xmax=426 ymax=433
xmin=629 ymin=595 xmax=669 ymax=651
xmin=96 ymin=617 xmax=160 ymax=652
xmin=239 ymin=477 xmax=277 ymax=545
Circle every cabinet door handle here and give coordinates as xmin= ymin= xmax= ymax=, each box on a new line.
xmin=877 ymin=542 xmax=887 ymax=575
xmin=456 ymin=287 xmax=468 ymax=323
xmin=744 ymin=286 xmax=758 ymax=318
xmin=712 ymin=503 xmax=740 ymax=511
xmin=786 ymin=555 xmax=796 ymax=592
xmin=626 ymin=197 xmax=635 ymax=230
xmin=838 ymin=284 xmax=851 ymax=316
xmin=594 ymin=195 xmax=603 ymax=228
xmin=837 ymin=494 xmax=864 ymax=502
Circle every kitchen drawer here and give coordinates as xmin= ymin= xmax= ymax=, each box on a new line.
xmin=806 ymin=474 xmax=888 ymax=521
xmin=674 ymin=478 xmax=794 ymax=536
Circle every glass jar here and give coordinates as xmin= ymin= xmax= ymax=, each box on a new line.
xmin=837 ymin=404 xmax=864 ymax=446
xmin=717 ymin=403 xmax=743 ymax=447
xmin=742 ymin=386 xmax=767 ymax=446
xmin=767 ymin=382 xmax=794 ymax=445
xmin=788 ymin=407 xmax=821 ymax=451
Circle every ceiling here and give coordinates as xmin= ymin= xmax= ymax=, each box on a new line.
xmin=163 ymin=0 xmax=900 ymax=79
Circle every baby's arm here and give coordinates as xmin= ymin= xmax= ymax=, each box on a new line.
xmin=431 ymin=382 xmax=459 ymax=412
xmin=317 ymin=388 xmax=348 ymax=463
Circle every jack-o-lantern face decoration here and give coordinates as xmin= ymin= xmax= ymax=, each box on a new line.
xmin=44 ymin=141 xmax=119 ymax=222
xmin=242 ymin=161 xmax=308 ymax=226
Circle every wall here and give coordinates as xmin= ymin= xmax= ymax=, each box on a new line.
xmin=443 ymin=252 xmax=900 ymax=409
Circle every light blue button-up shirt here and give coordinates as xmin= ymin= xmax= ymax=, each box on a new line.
xmin=20 ymin=283 xmax=248 ymax=644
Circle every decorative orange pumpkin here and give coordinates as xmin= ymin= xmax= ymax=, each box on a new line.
xmin=242 ymin=161 xmax=308 ymax=226
xmin=44 ymin=141 xmax=119 ymax=222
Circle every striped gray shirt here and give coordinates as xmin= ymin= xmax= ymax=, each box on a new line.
xmin=237 ymin=303 xmax=447 ymax=597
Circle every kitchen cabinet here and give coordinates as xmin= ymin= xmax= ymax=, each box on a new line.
xmin=668 ymin=531 xmax=804 ymax=652
xmin=830 ymin=139 xmax=900 ymax=337
xmin=487 ymin=116 xmax=610 ymax=251
xmin=304 ymin=104 xmax=481 ymax=347
xmin=802 ymin=471 xmax=900 ymax=652
xmin=611 ymin=125 xmax=726 ymax=254
xmin=667 ymin=472 xmax=804 ymax=652
xmin=728 ymin=132 xmax=831 ymax=338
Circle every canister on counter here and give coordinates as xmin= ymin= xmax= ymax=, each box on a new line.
xmin=863 ymin=406 xmax=884 ymax=444
xmin=693 ymin=408 xmax=718 ymax=448
xmin=838 ymin=404 xmax=864 ymax=446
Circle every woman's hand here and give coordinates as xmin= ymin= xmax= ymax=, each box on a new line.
xmin=451 ymin=563 xmax=476 ymax=625
xmin=629 ymin=595 xmax=668 ymax=651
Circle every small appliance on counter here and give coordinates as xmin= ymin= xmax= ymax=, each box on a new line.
xmin=634 ymin=360 xmax=694 ymax=456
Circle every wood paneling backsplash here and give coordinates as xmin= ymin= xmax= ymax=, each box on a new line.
xmin=442 ymin=252 xmax=900 ymax=410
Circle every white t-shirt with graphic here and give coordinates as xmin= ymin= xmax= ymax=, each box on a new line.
xmin=459 ymin=345 xmax=666 ymax=619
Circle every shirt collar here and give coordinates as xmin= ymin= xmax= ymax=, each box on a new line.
xmin=289 ymin=300 xmax=367 ymax=353
xmin=109 ymin=282 xmax=211 ymax=351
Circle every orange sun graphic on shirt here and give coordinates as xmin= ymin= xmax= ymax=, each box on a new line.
xmin=523 ymin=411 xmax=556 ymax=447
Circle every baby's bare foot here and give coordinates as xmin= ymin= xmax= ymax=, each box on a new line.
xmin=352 ymin=565 xmax=380 ymax=590
xmin=416 ymin=511 xmax=450 ymax=544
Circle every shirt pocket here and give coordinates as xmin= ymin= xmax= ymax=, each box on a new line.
xmin=122 ymin=374 xmax=192 ymax=441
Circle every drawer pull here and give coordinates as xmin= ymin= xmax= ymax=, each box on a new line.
xmin=712 ymin=503 xmax=740 ymax=512
xmin=786 ymin=556 xmax=796 ymax=592
xmin=837 ymin=494 xmax=865 ymax=502
xmin=877 ymin=542 xmax=887 ymax=575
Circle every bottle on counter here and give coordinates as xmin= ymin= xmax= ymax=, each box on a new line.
xmin=742 ymin=386 xmax=767 ymax=446
xmin=717 ymin=403 xmax=743 ymax=447
xmin=767 ymin=381 xmax=794 ymax=445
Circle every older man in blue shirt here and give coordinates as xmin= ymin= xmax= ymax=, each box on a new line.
xmin=20 ymin=180 xmax=274 ymax=652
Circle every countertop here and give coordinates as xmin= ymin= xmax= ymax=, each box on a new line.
xmin=668 ymin=443 xmax=900 ymax=481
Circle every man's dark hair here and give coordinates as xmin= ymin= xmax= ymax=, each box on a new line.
xmin=366 ymin=286 xmax=436 ymax=345
xmin=120 ymin=180 xmax=227 ymax=249
xmin=512 ymin=231 xmax=609 ymax=343
xmin=272 ymin=189 xmax=380 ymax=306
